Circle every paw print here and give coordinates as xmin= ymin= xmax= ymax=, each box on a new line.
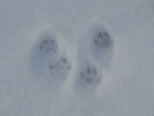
xmin=30 ymin=31 xmax=72 ymax=83
xmin=94 ymin=31 xmax=113 ymax=48
xmin=39 ymin=38 xmax=58 ymax=54
xmin=87 ymin=23 xmax=114 ymax=68
xmin=48 ymin=57 xmax=71 ymax=79
xmin=79 ymin=65 xmax=101 ymax=85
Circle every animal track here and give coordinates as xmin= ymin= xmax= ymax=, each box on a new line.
xmin=48 ymin=57 xmax=71 ymax=79
xmin=73 ymin=21 xmax=114 ymax=91
xmin=39 ymin=38 xmax=58 ymax=54
xmin=88 ymin=23 xmax=114 ymax=68
xmin=79 ymin=65 xmax=101 ymax=85
xmin=30 ymin=31 xmax=71 ymax=83
xmin=94 ymin=31 xmax=113 ymax=49
xmin=30 ymin=21 xmax=114 ymax=92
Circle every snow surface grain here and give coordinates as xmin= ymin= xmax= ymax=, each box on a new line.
xmin=0 ymin=0 xmax=154 ymax=116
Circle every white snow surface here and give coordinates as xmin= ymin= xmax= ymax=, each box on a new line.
xmin=0 ymin=0 xmax=154 ymax=116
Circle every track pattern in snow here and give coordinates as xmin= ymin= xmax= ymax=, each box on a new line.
xmin=30 ymin=20 xmax=114 ymax=94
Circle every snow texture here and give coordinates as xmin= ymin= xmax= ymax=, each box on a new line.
xmin=0 ymin=0 xmax=154 ymax=116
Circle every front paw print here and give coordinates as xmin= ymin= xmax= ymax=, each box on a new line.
xmin=48 ymin=57 xmax=71 ymax=80
xmin=79 ymin=65 xmax=101 ymax=86
xmin=94 ymin=31 xmax=113 ymax=49
xmin=39 ymin=38 xmax=58 ymax=54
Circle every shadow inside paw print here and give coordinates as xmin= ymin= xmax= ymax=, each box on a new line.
xmin=79 ymin=65 xmax=101 ymax=85
xmin=48 ymin=57 xmax=71 ymax=79
xmin=89 ymin=27 xmax=114 ymax=68
xmin=94 ymin=31 xmax=113 ymax=49
xmin=39 ymin=38 xmax=58 ymax=54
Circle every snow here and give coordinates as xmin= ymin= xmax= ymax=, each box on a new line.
xmin=0 ymin=0 xmax=154 ymax=116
